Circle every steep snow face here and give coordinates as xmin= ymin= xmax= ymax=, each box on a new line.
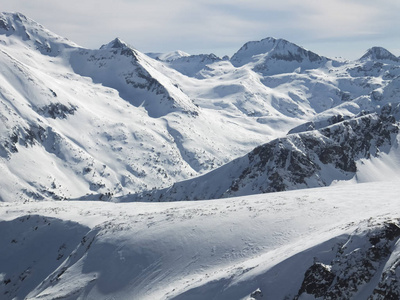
xmin=70 ymin=39 xmax=199 ymax=118
xmin=359 ymin=46 xmax=400 ymax=62
xmin=1 ymin=181 xmax=400 ymax=299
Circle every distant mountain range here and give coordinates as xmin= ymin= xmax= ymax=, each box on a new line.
xmin=1 ymin=12 xmax=400 ymax=202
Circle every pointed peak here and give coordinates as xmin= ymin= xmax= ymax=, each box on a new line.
xmin=0 ymin=12 xmax=78 ymax=53
xmin=0 ymin=12 xmax=34 ymax=29
xmin=360 ymin=47 xmax=399 ymax=62
xmin=231 ymin=37 xmax=324 ymax=67
xmin=0 ymin=12 xmax=25 ymax=32
xmin=100 ymin=37 xmax=131 ymax=50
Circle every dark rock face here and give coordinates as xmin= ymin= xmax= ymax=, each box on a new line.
xmin=0 ymin=17 xmax=10 ymax=31
xmin=0 ymin=124 xmax=46 ymax=159
xmin=296 ymin=263 xmax=335 ymax=298
xmin=295 ymin=221 xmax=400 ymax=300
xmin=36 ymin=103 xmax=77 ymax=119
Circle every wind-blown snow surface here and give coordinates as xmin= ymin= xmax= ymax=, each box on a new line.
xmin=1 ymin=181 xmax=400 ymax=299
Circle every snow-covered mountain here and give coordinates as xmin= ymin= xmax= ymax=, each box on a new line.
xmin=360 ymin=46 xmax=400 ymax=62
xmin=1 ymin=11 xmax=400 ymax=204
xmin=230 ymin=37 xmax=328 ymax=75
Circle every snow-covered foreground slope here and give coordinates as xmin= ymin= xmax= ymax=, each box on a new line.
xmin=1 ymin=181 xmax=400 ymax=299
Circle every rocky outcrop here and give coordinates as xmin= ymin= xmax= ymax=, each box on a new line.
xmin=295 ymin=221 xmax=400 ymax=299
xmin=35 ymin=103 xmax=77 ymax=119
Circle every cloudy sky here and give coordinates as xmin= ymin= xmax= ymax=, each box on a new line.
xmin=3 ymin=0 xmax=400 ymax=59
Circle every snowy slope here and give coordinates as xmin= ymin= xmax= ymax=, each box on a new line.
xmin=1 ymin=181 xmax=400 ymax=299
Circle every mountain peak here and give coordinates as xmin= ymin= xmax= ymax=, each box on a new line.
xmin=360 ymin=47 xmax=399 ymax=62
xmin=100 ymin=37 xmax=131 ymax=50
xmin=230 ymin=37 xmax=324 ymax=68
xmin=0 ymin=12 xmax=29 ymax=34
xmin=0 ymin=11 xmax=78 ymax=54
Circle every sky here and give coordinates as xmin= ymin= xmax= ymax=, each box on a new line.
xmin=2 ymin=0 xmax=400 ymax=60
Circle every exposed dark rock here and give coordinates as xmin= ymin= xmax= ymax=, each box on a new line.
xmin=296 ymin=263 xmax=335 ymax=298
xmin=36 ymin=103 xmax=77 ymax=119
xmin=0 ymin=17 xmax=9 ymax=31
xmin=295 ymin=221 xmax=400 ymax=299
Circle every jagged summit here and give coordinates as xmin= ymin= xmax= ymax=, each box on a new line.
xmin=230 ymin=37 xmax=324 ymax=68
xmin=100 ymin=37 xmax=131 ymax=50
xmin=359 ymin=46 xmax=399 ymax=62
